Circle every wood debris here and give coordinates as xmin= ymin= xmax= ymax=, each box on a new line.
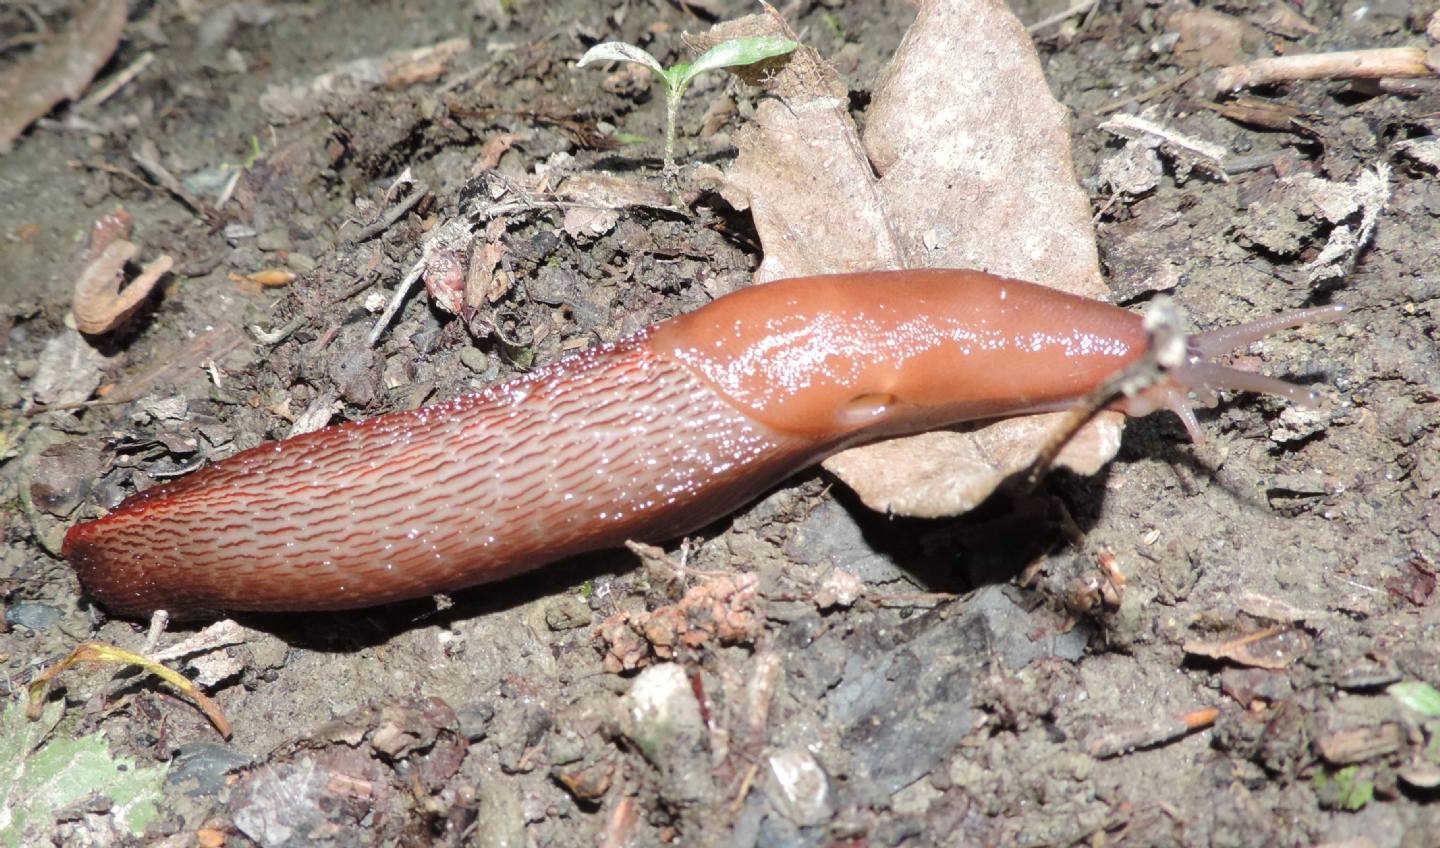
xmin=1215 ymin=46 xmax=1437 ymax=94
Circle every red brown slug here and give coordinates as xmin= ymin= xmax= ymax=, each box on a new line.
xmin=63 ymin=270 xmax=1344 ymax=618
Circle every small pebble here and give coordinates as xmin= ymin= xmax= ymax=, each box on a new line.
xmin=222 ymin=223 xmax=257 ymax=243
xmin=459 ymin=347 xmax=489 ymax=373
xmin=544 ymin=596 xmax=591 ymax=631
xmin=5 ymin=601 xmax=63 ymax=632
xmin=256 ymin=228 xmax=292 ymax=252
xmin=457 ymin=701 xmax=495 ymax=742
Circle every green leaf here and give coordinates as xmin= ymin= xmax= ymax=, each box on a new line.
xmin=1313 ymin=765 xmax=1374 ymax=812
xmin=661 ymin=63 xmax=690 ymax=96
xmin=0 ymin=698 xmax=168 ymax=847
xmin=1389 ymin=680 xmax=1440 ymax=718
xmin=1333 ymin=766 xmax=1374 ymax=811
xmin=677 ymin=35 xmax=797 ymax=93
xmin=577 ymin=42 xmax=665 ymax=77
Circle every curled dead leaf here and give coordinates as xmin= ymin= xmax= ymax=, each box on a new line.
xmin=72 ymin=240 xmax=173 ymax=335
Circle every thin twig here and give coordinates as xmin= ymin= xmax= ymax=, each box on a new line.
xmin=1215 ymin=47 xmax=1434 ymax=93
xmin=367 ymin=258 xmax=428 ymax=346
xmin=352 ymin=182 xmax=429 ymax=242
xmin=1088 ymin=706 xmax=1219 ymax=759
xmin=130 ymin=146 xmax=211 ymax=219
xmin=74 ymin=49 xmax=154 ymax=112
xmin=1026 ymin=0 xmax=1098 ymax=33
xmin=250 ymin=317 xmax=304 ymax=345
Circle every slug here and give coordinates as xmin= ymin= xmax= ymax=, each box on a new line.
xmin=63 ymin=269 xmax=1344 ymax=619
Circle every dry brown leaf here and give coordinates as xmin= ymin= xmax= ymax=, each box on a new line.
xmin=1166 ymin=9 xmax=1266 ymax=69
xmin=1183 ymin=625 xmax=1312 ymax=670
xmin=720 ymin=0 xmax=1119 ymax=517
xmin=0 ymin=0 xmax=128 ymax=153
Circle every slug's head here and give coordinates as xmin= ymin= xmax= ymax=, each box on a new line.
xmin=1116 ymin=304 xmax=1348 ymax=441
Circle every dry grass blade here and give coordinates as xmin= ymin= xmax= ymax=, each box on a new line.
xmin=27 ymin=641 xmax=232 ymax=738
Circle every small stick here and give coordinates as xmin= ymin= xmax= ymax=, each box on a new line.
xmin=143 ymin=610 xmax=170 ymax=654
xmin=1095 ymin=69 xmax=1200 ymax=116
xmin=75 ymin=50 xmax=154 ymax=112
xmin=1215 ymin=47 xmax=1434 ymax=93
xmin=1088 ymin=706 xmax=1219 ymax=759
xmin=598 ymin=795 xmax=638 ymax=848
xmin=1026 ymin=0 xmax=1098 ymax=34
xmin=130 ymin=146 xmax=211 ymax=219
xmin=367 ymin=257 xmax=427 ymax=346
xmin=352 ymin=183 xmax=429 ymax=243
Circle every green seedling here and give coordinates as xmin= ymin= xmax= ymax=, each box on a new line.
xmin=1313 ymin=765 xmax=1374 ymax=811
xmin=1389 ymin=680 xmax=1440 ymax=718
xmin=578 ymin=35 xmax=797 ymax=171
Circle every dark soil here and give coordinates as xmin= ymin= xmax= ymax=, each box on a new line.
xmin=2 ymin=1 xmax=1437 ymax=846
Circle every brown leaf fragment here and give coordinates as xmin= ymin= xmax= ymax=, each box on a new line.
xmin=1183 ymin=625 xmax=1312 ymax=670
xmin=422 ymin=243 xmax=466 ymax=316
xmin=720 ymin=0 xmax=1120 ymax=517
xmin=463 ymin=215 xmax=512 ymax=311
xmin=1317 ymin=724 xmax=1405 ymax=765
xmin=1200 ymin=96 xmax=1311 ymax=133
xmin=1166 ymin=9 xmax=1266 ymax=69
xmin=475 ymin=132 xmax=518 ymax=172
xmin=72 ymin=241 xmax=173 ymax=334
xmin=0 ymin=0 xmax=129 ymax=153
xmin=228 ymin=269 xmax=296 ymax=288
xmin=557 ymin=759 xmax=615 ymax=801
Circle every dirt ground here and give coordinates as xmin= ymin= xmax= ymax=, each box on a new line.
xmin=2 ymin=0 xmax=1438 ymax=845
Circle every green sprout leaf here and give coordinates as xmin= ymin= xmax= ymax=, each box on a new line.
xmin=577 ymin=35 xmax=798 ymax=172
xmin=577 ymin=42 xmax=665 ymax=77
xmin=1389 ymin=680 xmax=1440 ymax=718
xmin=1313 ymin=765 xmax=1374 ymax=811
xmin=0 ymin=698 xmax=168 ymax=846
xmin=678 ymin=35 xmax=797 ymax=94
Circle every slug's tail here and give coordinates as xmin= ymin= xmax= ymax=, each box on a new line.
xmin=1121 ymin=304 xmax=1348 ymax=441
